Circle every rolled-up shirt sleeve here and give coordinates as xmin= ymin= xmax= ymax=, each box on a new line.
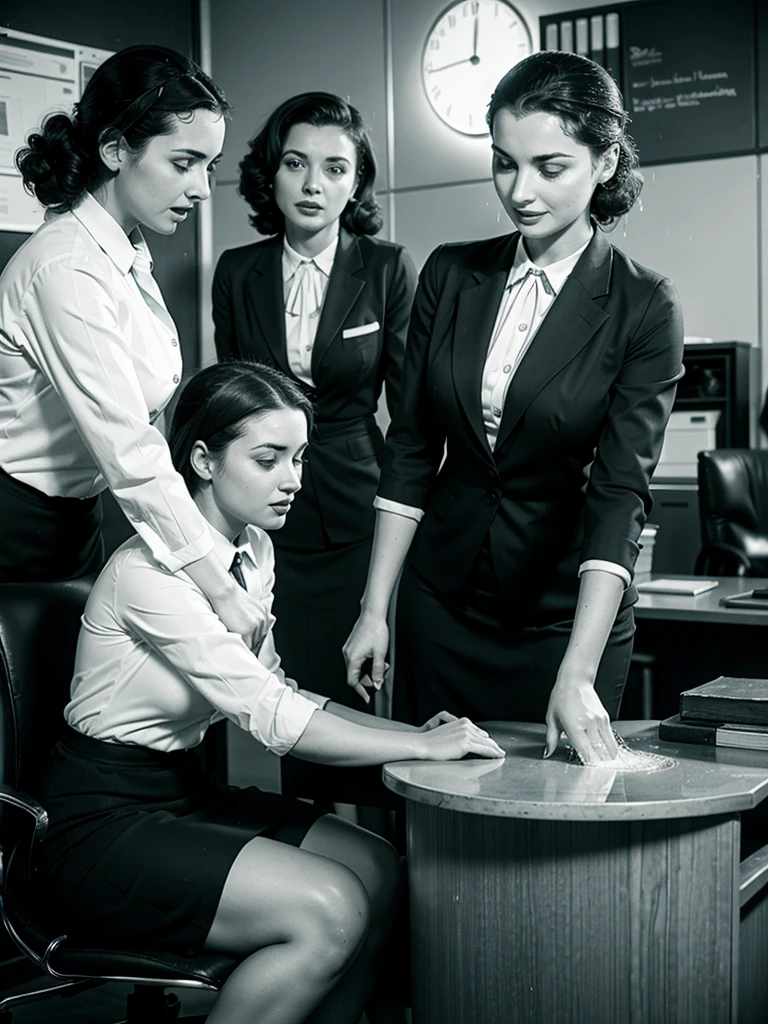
xmin=116 ymin=556 xmax=319 ymax=756
xmin=19 ymin=257 xmax=212 ymax=573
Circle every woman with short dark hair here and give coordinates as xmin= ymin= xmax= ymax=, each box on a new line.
xmin=345 ymin=51 xmax=685 ymax=764
xmin=33 ymin=359 xmax=504 ymax=1024
xmin=213 ymin=92 xmax=418 ymax=803
xmin=0 ymin=45 xmax=263 ymax=649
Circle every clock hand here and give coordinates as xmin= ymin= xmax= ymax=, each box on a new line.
xmin=427 ymin=55 xmax=480 ymax=73
xmin=473 ymin=16 xmax=479 ymax=59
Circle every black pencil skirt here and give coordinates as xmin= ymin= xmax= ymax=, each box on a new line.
xmin=393 ymin=557 xmax=635 ymax=728
xmin=0 ymin=466 xmax=105 ymax=583
xmin=33 ymin=727 xmax=326 ymax=956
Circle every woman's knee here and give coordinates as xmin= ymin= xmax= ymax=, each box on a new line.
xmin=299 ymin=861 xmax=371 ymax=977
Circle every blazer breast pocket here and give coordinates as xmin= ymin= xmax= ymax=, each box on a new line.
xmin=342 ymin=321 xmax=380 ymax=339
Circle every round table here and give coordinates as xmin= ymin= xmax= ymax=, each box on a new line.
xmin=384 ymin=721 xmax=768 ymax=1024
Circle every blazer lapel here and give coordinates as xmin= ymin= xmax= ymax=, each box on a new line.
xmin=246 ymin=239 xmax=290 ymax=374
xmin=452 ymin=268 xmax=509 ymax=456
xmin=307 ymin=229 xmax=364 ymax=380
xmin=311 ymin=229 xmax=365 ymax=377
xmin=494 ymin=229 xmax=613 ymax=452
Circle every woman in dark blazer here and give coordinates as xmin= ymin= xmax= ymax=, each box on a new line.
xmin=344 ymin=52 xmax=685 ymax=765
xmin=213 ymin=93 xmax=417 ymax=800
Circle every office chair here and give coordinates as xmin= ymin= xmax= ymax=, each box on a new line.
xmin=0 ymin=579 xmax=237 ymax=1022
xmin=696 ymin=449 xmax=768 ymax=576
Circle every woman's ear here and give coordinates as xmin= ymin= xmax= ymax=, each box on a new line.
xmin=98 ymin=133 xmax=127 ymax=174
xmin=189 ymin=440 xmax=214 ymax=484
xmin=598 ymin=143 xmax=620 ymax=185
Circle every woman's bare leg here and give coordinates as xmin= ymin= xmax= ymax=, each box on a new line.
xmin=299 ymin=814 xmax=406 ymax=1024
xmin=202 ymin=834 xmax=370 ymax=1024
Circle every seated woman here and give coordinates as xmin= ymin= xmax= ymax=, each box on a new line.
xmin=33 ymin=360 xmax=504 ymax=1024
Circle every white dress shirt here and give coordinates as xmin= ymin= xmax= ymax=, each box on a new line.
xmin=375 ymin=235 xmax=630 ymax=587
xmin=65 ymin=523 xmax=327 ymax=754
xmin=282 ymin=235 xmax=338 ymax=385
xmin=0 ymin=192 xmax=213 ymax=573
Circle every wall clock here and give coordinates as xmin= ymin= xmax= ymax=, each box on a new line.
xmin=422 ymin=0 xmax=533 ymax=136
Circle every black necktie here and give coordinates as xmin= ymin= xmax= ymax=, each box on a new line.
xmin=230 ymin=552 xmax=247 ymax=591
xmin=230 ymin=551 xmax=265 ymax=654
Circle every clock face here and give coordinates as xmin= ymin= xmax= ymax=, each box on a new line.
xmin=422 ymin=0 xmax=533 ymax=136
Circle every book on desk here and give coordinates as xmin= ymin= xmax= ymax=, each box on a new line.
xmin=659 ymin=676 xmax=768 ymax=750
xmin=636 ymin=578 xmax=719 ymax=596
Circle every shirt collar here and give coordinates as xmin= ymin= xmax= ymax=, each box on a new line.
xmin=509 ymin=233 xmax=592 ymax=295
xmin=208 ymin=521 xmax=260 ymax=573
xmin=282 ymin=234 xmax=338 ymax=282
xmin=69 ymin=191 xmax=153 ymax=277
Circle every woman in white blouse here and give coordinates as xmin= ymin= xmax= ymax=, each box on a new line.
xmin=0 ymin=45 xmax=261 ymax=645
xmin=33 ymin=359 xmax=504 ymax=1024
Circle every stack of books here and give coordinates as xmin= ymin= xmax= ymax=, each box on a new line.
xmin=659 ymin=676 xmax=768 ymax=750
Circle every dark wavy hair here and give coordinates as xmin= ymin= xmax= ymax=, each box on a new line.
xmin=16 ymin=44 xmax=231 ymax=214
xmin=487 ymin=51 xmax=642 ymax=225
xmin=239 ymin=91 xmax=382 ymax=237
xmin=169 ymin=361 xmax=314 ymax=496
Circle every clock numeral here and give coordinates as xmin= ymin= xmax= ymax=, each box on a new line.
xmin=430 ymin=39 xmax=440 ymax=50
xmin=471 ymin=1 xmax=479 ymax=14
xmin=431 ymin=85 xmax=442 ymax=99
xmin=448 ymin=14 xmax=456 ymax=27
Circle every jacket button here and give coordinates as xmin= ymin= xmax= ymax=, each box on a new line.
xmin=486 ymin=491 xmax=499 ymax=505
xmin=486 ymin=470 xmax=496 ymax=483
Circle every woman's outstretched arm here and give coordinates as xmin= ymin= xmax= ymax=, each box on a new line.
xmin=343 ymin=508 xmax=418 ymax=701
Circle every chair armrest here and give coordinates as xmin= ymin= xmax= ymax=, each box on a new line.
xmin=740 ymin=842 xmax=768 ymax=908
xmin=695 ymin=541 xmax=751 ymax=577
xmin=0 ymin=784 xmax=48 ymax=842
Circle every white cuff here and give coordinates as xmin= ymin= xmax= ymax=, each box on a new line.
xmin=578 ymin=559 xmax=631 ymax=589
xmin=373 ymin=495 xmax=424 ymax=522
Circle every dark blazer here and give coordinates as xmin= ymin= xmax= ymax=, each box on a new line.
xmin=212 ymin=229 xmax=417 ymax=549
xmin=377 ymin=228 xmax=685 ymax=614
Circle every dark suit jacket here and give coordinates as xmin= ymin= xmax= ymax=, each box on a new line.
xmin=212 ymin=229 xmax=417 ymax=550
xmin=377 ymin=229 xmax=685 ymax=614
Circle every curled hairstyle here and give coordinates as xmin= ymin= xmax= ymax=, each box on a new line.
xmin=487 ymin=51 xmax=642 ymax=225
xmin=169 ymin=361 xmax=314 ymax=496
xmin=239 ymin=91 xmax=382 ymax=236
xmin=16 ymin=44 xmax=231 ymax=214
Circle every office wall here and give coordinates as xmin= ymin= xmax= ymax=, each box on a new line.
xmin=1 ymin=1 xmax=203 ymax=371
xmin=209 ymin=0 xmax=765 ymax=414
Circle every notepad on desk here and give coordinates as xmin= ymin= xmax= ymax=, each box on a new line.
xmin=636 ymin=578 xmax=719 ymax=596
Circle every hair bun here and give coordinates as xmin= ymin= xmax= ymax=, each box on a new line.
xmin=16 ymin=112 xmax=92 ymax=213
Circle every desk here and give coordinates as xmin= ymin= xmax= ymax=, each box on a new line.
xmin=635 ymin=574 xmax=768 ymax=625
xmin=385 ymin=721 xmax=768 ymax=1024
xmin=630 ymin=575 xmax=768 ymax=720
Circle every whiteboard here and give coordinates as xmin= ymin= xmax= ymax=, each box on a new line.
xmin=0 ymin=28 xmax=113 ymax=232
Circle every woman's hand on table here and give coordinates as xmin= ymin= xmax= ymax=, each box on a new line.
xmin=543 ymin=676 xmax=618 ymax=764
xmin=418 ymin=718 xmax=506 ymax=761
xmin=419 ymin=710 xmax=459 ymax=731
xmin=343 ymin=612 xmax=389 ymax=704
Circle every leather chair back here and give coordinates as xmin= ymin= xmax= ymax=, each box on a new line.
xmin=0 ymin=578 xmax=94 ymax=793
xmin=697 ymin=449 xmax=768 ymax=576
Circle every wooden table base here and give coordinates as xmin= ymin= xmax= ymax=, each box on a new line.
xmin=407 ymin=803 xmax=740 ymax=1024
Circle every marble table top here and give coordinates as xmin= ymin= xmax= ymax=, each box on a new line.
xmin=383 ymin=721 xmax=768 ymax=821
